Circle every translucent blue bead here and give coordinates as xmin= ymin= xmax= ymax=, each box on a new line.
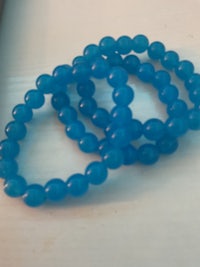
xmin=5 ymin=121 xmax=27 ymax=140
xmin=109 ymin=127 xmax=132 ymax=148
xmin=98 ymin=138 xmax=112 ymax=156
xmin=83 ymin=44 xmax=100 ymax=61
xmin=36 ymin=74 xmax=56 ymax=94
xmin=66 ymin=120 xmax=85 ymax=140
xmin=175 ymin=60 xmax=194 ymax=81
xmin=45 ymin=178 xmax=67 ymax=201
xmin=106 ymin=53 xmax=123 ymax=67
xmin=107 ymin=67 xmax=128 ymax=87
xmin=158 ymin=85 xmax=179 ymax=104
xmin=143 ymin=119 xmax=165 ymax=141
xmin=78 ymin=133 xmax=98 ymax=153
xmin=132 ymin=34 xmax=149 ymax=53
xmin=99 ymin=36 xmax=117 ymax=56
xmin=116 ymin=35 xmax=132 ymax=54
xmin=72 ymin=56 xmax=87 ymax=66
xmin=128 ymin=119 xmax=143 ymax=140
xmin=104 ymin=122 xmax=117 ymax=137
xmin=91 ymin=108 xmax=110 ymax=128
xmin=148 ymin=41 xmax=165 ymax=60
xmin=12 ymin=104 xmax=33 ymax=123
xmin=66 ymin=173 xmax=88 ymax=197
xmin=138 ymin=144 xmax=159 ymax=165
xmin=53 ymin=65 xmax=73 ymax=85
xmin=122 ymin=144 xmax=137 ymax=165
xmin=0 ymin=159 xmax=18 ymax=178
xmin=58 ymin=106 xmax=77 ymax=124
xmin=137 ymin=63 xmax=155 ymax=83
xmin=91 ymin=57 xmax=109 ymax=79
xmin=188 ymin=109 xmax=200 ymax=130
xmin=51 ymin=92 xmax=70 ymax=110
xmin=85 ymin=161 xmax=108 ymax=185
xmin=79 ymin=97 xmax=97 ymax=117
xmin=24 ymin=90 xmax=45 ymax=109
xmin=167 ymin=100 xmax=188 ymax=117
xmin=72 ymin=63 xmax=91 ymax=82
xmin=161 ymin=50 xmax=179 ymax=70
xmin=156 ymin=136 xmax=178 ymax=154
xmin=0 ymin=139 xmax=20 ymax=159
xmin=112 ymin=85 xmax=134 ymax=106
xmin=153 ymin=70 xmax=171 ymax=90
xmin=123 ymin=55 xmax=140 ymax=74
xmin=185 ymin=73 xmax=200 ymax=90
xmin=189 ymin=88 xmax=200 ymax=104
xmin=76 ymin=80 xmax=95 ymax=98
xmin=4 ymin=175 xmax=27 ymax=197
xmin=166 ymin=117 xmax=188 ymax=137
xmin=110 ymin=106 xmax=132 ymax=126
xmin=102 ymin=148 xmax=124 ymax=169
xmin=23 ymin=184 xmax=46 ymax=207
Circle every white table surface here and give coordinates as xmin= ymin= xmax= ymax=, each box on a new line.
xmin=0 ymin=1 xmax=200 ymax=266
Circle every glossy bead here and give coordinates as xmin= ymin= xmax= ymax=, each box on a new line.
xmin=4 ymin=175 xmax=27 ymax=197
xmin=166 ymin=117 xmax=188 ymax=137
xmin=76 ymin=80 xmax=95 ymax=98
xmin=58 ymin=106 xmax=77 ymax=124
xmin=5 ymin=121 xmax=27 ymax=141
xmin=91 ymin=57 xmax=109 ymax=79
xmin=148 ymin=41 xmax=165 ymax=60
xmin=0 ymin=159 xmax=18 ymax=178
xmin=53 ymin=64 xmax=73 ymax=85
xmin=189 ymin=87 xmax=200 ymax=104
xmin=156 ymin=136 xmax=178 ymax=154
xmin=23 ymin=184 xmax=46 ymax=207
xmin=66 ymin=174 xmax=88 ymax=197
xmin=128 ymin=119 xmax=143 ymax=140
xmin=112 ymin=85 xmax=134 ymax=106
xmin=36 ymin=74 xmax=56 ymax=94
xmin=45 ymin=178 xmax=67 ymax=201
xmin=123 ymin=55 xmax=140 ymax=74
xmin=98 ymin=138 xmax=112 ymax=156
xmin=143 ymin=119 xmax=165 ymax=141
xmin=132 ymin=34 xmax=149 ymax=53
xmin=79 ymin=97 xmax=97 ymax=117
xmin=167 ymin=99 xmax=188 ymax=117
xmin=137 ymin=63 xmax=155 ymax=83
xmin=85 ymin=161 xmax=108 ymax=185
xmin=12 ymin=104 xmax=33 ymax=123
xmin=117 ymin=35 xmax=132 ymax=54
xmin=51 ymin=92 xmax=70 ymax=110
xmin=103 ymin=148 xmax=124 ymax=169
xmin=24 ymin=90 xmax=45 ymax=109
xmin=122 ymin=145 xmax=137 ymax=165
xmin=185 ymin=73 xmax=200 ymax=90
xmin=104 ymin=122 xmax=117 ymax=137
xmin=72 ymin=63 xmax=91 ymax=82
xmin=107 ymin=67 xmax=128 ymax=87
xmin=66 ymin=120 xmax=85 ymax=140
xmin=99 ymin=36 xmax=117 ymax=56
xmin=158 ymin=85 xmax=179 ymax=104
xmin=188 ymin=109 xmax=200 ymax=130
xmin=175 ymin=60 xmax=194 ymax=81
xmin=111 ymin=106 xmax=132 ymax=126
xmin=161 ymin=50 xmax=179 ymax=69
xmin=109 ymin=127 xmax=132 ymax=148
xmin=138 ymin=144 xmax=159 ymax=165
xmin=83 ymin=44 xmax=100 ymax=61
xmin=0 ymin=139 xmax=20 ymax=159
xmin=72 ymin=56 xmax=87 ymax=66
xmin=106 ymin=53 xmax=123 ymax=67
xmin=78 ymin=133 xmax=98 ymax=153
xmin=153 ymin=70 xmax=171 ymax=90
xmin=91 ymin=108 xmax=110 ymax=128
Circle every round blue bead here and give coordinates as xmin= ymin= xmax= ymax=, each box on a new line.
xmin=117 ymin=35 xmax=132 ymax=54
xmin=112 ymin=85 xmax=134 ymax=106
xmin=78 ymin=133 xmax=98 ymax=153
xmin=5 ymin=121 xmax=27 ymax=141
xmin=185 ymin=73 xmax=200 ymax=91
xmin=76 ymin=80 xmax=95 ymax=98
xmin=106 ymin=53 xmax=123 ymax=67
xmin=128 ymin=119 xmax=143 ymax=140
xmin=0 ymin=139 xmax=20 ymax=159
xmin=98 ymin=138 xmax=112 ymax=156
xmin=175 ymin=60 xmax=194 ymax=81
xmin=104 ymin=122 xmax=117 ymax=137
xmin=24 ymin=90 xmax=45 ymax=109
xmin=189 ymin=87 xmax=200 ymax=104
xmin=91 ymin=108 xmax=110 ymax=128
xmin=58 ymin=106 xmax=77 ymax=124
xmin=107 ymin=67 xmax=128 ymax=87
xmin=12 ymin=104 xmax=33 ymax=123
xmin=166 ymin=117 xmax=188 ymax=137
xmin=153 ymin=70 xmax=171 ymax=90
xmin=85 ymin=161 xmax=108 ymax=185
xmin=158 ymin=85 xmax=179 ymax=104
xmin=138 ymin=144 xmax=159 ymax=165
xmin=0 ymin=159 xmax=18 ymax=179
xmin=23 ymin=184 xmax=46 ymax=207
xmin=66 ymin=120 xmax=85 ymax=140
xmin=123 ymin=55 xmax=140 ymax=74
xmin=102 ymin=148 xmax=124 ymax=169
xmin=161 ymin=50 xmax=179 ymax=69
xmin=122 ymin=144 xmax=137 ymax=165
xmin=79 ymin=97 xmax=97 ymax=117
xmin=4 ymin=175 xmax=27 ymax=197
xmin=91 ymin=57 xmax=110 ymax=79
xmin=51 ymin=92 xmax=70 ymax=110
xmin=53 ymin=64 xmax=73 ymax=85
xmin=188 ymin=109 xmax=200 ymax=130
xmin=36 ymin=74 xmax=56 ymax=94
xmin=45 ymin=178 xmax=67 ymax=201
xmin=137 ymin=63 xmax=155 ymax=83
xmin=99 ymin=36 xmax=117 ymax=56
xmin=167 ymin=99 xmax=188 ymax=117
xmin=156 ymin=136 xmax=178 ymax=154
xmin=109 ymin=127 xmax=132 ymax=148
xmin=83 ymin=44 xmax=100 ymax=61
xmin=148 ymin=41 xmax=165 ymax=60
xmin=132 ymin=34 xmax=149 ymax=53
xmin=66 ymin=173 xmax=88 ymax=197
xmin=110 ymin=106 xmax=132 ymax=126
xmin=72 ymin=56 xmax=87 ymax=66
xmin=72 ymin=63 xmax=91 ymax=82
xmin=143 ymin=119 xmax=165 ymax=141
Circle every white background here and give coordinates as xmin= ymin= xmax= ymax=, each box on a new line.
xmin=0 ymin=0 xmax=200 ymax=266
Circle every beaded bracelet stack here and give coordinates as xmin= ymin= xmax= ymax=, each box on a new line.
xmin=0 ymin=34 xmax=200 ymax=207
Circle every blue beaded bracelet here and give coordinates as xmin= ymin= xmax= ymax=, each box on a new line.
xmin=0 ymin=34 xmax=200 ymax=208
